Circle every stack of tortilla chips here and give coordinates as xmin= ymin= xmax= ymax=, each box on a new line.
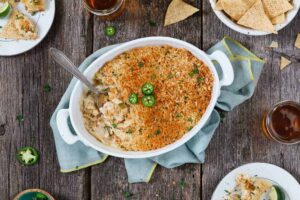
xmin=216 ymin=0 xmax=294 ymax=33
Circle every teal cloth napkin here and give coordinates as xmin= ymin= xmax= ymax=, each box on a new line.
xmin=50 ymin=37 xmax=265 ymax=183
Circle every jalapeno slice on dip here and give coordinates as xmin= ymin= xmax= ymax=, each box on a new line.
xmin=16 ymin=147 xmax=39 ymax=166
xmin=142 ymin=95 xmax=156 ymax=107
xmin=104 ymin=25 xmax=116 ymax=37
xmin=128 ymin=93 xmax=138 ymax=104
xmin=141 ymin=83 xmax=154 ymax=95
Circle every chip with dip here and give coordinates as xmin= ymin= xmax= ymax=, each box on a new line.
xmin=0 ymin=9 xmax=38 ymax=40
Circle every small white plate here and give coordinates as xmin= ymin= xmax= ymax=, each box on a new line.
xmin=209 ymin=0 xmax=300 ymax=36
xmin=212 ymin=162 xmax=300 ymax=200
xmin=0 ymin=0 xmax=55 ymax=56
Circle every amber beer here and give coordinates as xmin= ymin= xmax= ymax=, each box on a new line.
xmin=261 ymin=101 xmax=300 ymax=144
xmin=83 ymin=0 xmax=125 ymax=18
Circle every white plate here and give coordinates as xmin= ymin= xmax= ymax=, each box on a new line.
xmin=209 ymin=0 xmax=300 ymax=36
xmin=0 ymin=0 xmax=55 ymax=56
xmin=212 ymin=162 xmax=300 ymax=200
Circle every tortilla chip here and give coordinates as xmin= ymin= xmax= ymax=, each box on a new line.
xmin=295 ymin=33 xmax=300 ymax=49
xmin=215 ymin=0 xmax=223 ymax=10
xmin=164 ymin=0 xmax=199 ymax=26
xmin=270 ymin=41 xmax=278 ymax=48
xmin=221 ymin=0 xmax=256 ymax=21
xmin=21 ymin=0 xmax=45 ymax=13
xmin=262 ymin=0 xmax=293 ymax=18
xmin=237 ymin=0 xmax=276 ymax=33
xmin=280 ymin=56 xmax=291 ymax=70
xmin=271 ymin=14 xmax=285 ymax=24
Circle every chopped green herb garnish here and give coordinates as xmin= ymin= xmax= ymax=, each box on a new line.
xmin=31 ymin=12 xmax=37 ymax=16
xmin=149 ymin=20 xmax=157 ymax=26
xmin=155 ymin=129 xmax=161 ymax=135
xmin=187 ymin=126 xmax=193 ymax=131
xmin=187 ymin=117 xmax=193 ymax=122
xmin=197 ymin=77 xmax=204 ymax=83
xmin=43 ymin=84 xmax=51 ymax=92
xmin=138 ymin=61 xmax=144 ymax=67
xmin=151 ymin=74 xmax=156 ymax=80
xmin=224 ymin=190 xmax=230 ymax=194
xmin=167 ymin=73 xmax=174 ymax=79
xmin=123 ymin=191 xmax=133 ymax=199
xmin=175 ymin=113 xmax=182 ymax=118
xmin=189 ymin=68 xmax=199 ymax=77
xmin=112 ymin=123 xmax=118 ymax=128
xmin=16 ymin=15 xmax=24 ymax=20
xmin=179 ymin=180 xmax=187 ymax=188
xmin=16 ymin=115 xmax=24 ymax=122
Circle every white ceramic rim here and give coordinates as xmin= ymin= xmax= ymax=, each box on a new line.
xmin=0 ymin=0 xmax=55 ymax=56
xmin=209 ymin=0 xmax=300 ymax=36
xmin=67 ymin=37 xmax=229 ymax=159
xmin=211 ymin=162 xmax=300 ymax=199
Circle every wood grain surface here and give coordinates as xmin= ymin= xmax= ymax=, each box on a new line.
xmin=0 ymin=0 xmax=299 ymax=200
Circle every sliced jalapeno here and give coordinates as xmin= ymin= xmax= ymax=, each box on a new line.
xmin=142 ymin=95 xmax=156 ymax=107
xmin=128 ymin=93 xmax=138 ymax=104
xmin=104 ymin=26 xmax=116 ymax=37
xmin=141 ymin=83 xmax=154 ymax=95
xmin=16 ymin=147 xmax=39 ymax=166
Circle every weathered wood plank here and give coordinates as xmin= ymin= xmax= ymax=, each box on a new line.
xmin=91 ymin=0 xmax=202 ymax=199
xmin=202 ymin=1 xmax=300 ymax=199
xmin=0 ymin=0 xmax=93 ymax=199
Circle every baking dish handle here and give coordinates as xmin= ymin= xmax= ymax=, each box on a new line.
xmin=209 ymin=50 xmax=234 ymax=87
xmin=56 ymin=109 xmax=80 ymax=145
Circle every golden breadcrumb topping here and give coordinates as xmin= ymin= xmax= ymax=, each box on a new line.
xmin=81 ymin=45 xmax=214 ymax=151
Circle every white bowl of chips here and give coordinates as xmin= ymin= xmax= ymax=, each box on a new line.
xmin=210 ymin=0 xmax=300 ymax=35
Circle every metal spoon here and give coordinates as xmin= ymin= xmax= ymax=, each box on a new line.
xmin=49 ymin=47 xmax=107 ymax=108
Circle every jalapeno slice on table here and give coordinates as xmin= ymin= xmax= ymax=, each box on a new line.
xmin=128 ymin=93 xmax=138 ymax=104
xmin=142 ymin=95 xmax=156 ymax=107
xmin=16 ymin=147 xmax=39 ymax=166
xmin=141 ymin=83 xmax=154 ymax=95
xmin=104 ymin=26 xmax=116 ymax=37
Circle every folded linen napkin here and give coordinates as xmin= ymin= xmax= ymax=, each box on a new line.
xmin=50 ymin=37 xmax=265 ymax=183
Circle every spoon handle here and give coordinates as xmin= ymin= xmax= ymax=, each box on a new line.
xmin=49 ymin=48 xmax=99 ymax=95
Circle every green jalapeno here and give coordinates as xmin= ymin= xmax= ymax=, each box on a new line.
xmin=16 ymin=147 xmax=39 ymax=166
xmin=128 ymin=93 xmax=138 ymax=104
xmin=142 ymin=95 xmax=156 ymax=107
xmin=104 ymin=26 xmax=116 ymax=37
xmin=141 ymin=83 xmax=154 ymax=95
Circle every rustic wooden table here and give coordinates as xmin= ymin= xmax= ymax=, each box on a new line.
xmin=1 ymin=0 xmax=299 ymax=199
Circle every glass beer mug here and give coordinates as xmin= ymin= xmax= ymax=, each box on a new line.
xmin=83 ymin=0 xmax=125 ymax=18
xmin=261 ymin=101 xmax=300 ymax=144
